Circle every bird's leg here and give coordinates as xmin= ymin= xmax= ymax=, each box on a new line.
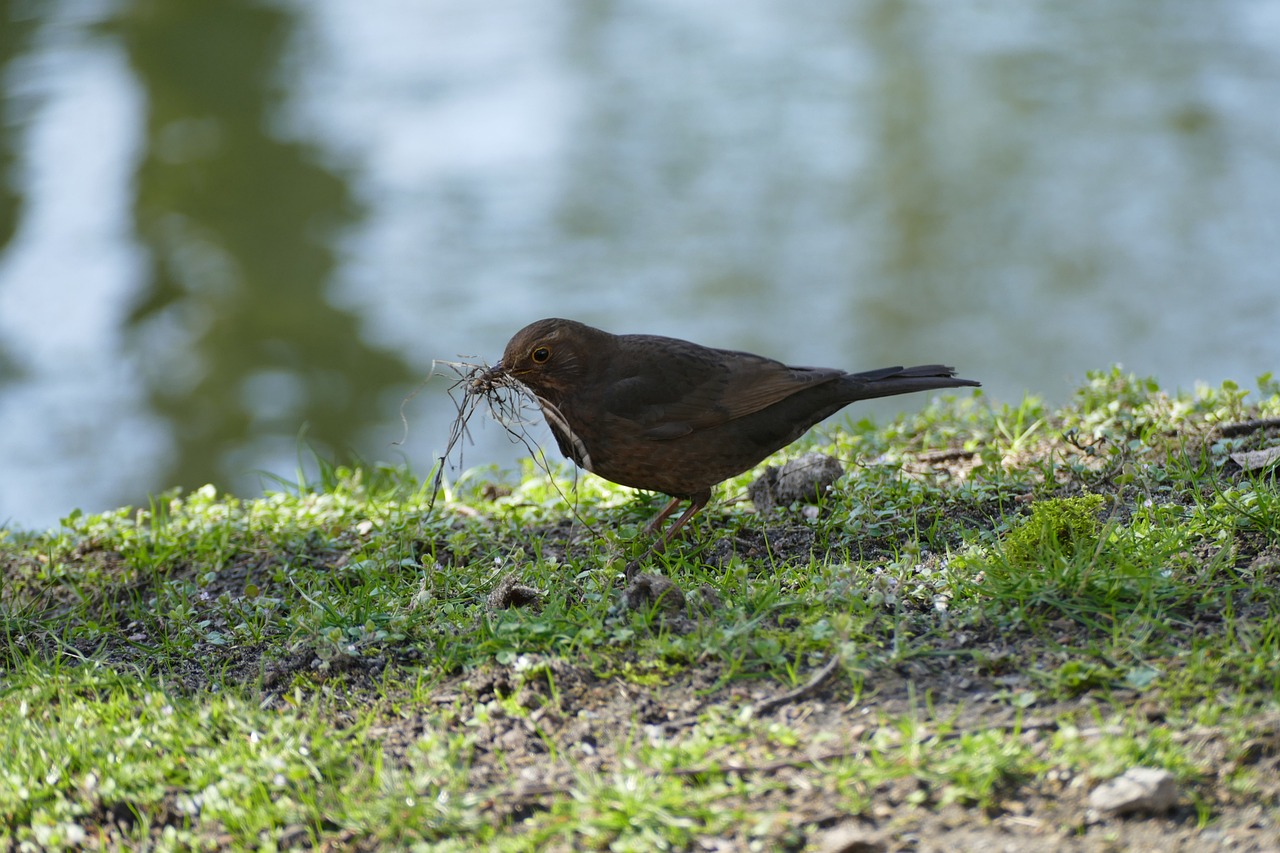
xmin=649 ymin=491 xmax=711 ymax=553
xmin=625 ymin=491 xmax=711 ymax=582
xmin=642 ymin=496 xmax=685 ymax=538
xmin=661 ymin=491 xmax=710 ymax=543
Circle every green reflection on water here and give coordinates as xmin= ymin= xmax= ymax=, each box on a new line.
xmin=109 ymin=0 xmax=415 ymax=494
xmin=0 ymin=0 xmax=39 ymax=384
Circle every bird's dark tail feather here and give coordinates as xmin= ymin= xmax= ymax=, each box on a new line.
xmin=844 ymin=364 xmax=981 ymax=401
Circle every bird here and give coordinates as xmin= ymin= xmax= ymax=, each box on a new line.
xmin=478 ymin=318 xmax=980 ymax=550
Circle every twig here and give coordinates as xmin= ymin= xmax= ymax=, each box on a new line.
xmin=1219 ymin=417 xmax=1280 ymax=438
xmin=917 ymin=446 xmax=980 ymax=464
xmin=659 ymin=655 xmax=844 ymax=731
xmin=751 ymin=654 xmax=843 ymax=716
xmin=422 ymin=360 xmax=602 ymax=540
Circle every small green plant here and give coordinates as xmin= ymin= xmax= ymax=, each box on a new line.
xmin=1002 ymin=495 xmax=1106 ymax=571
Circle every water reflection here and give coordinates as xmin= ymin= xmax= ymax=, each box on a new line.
xmin=0 ymin=0 xmax=38 ymax=383
xmin=110 ymin=0 xmax=415 ymax=496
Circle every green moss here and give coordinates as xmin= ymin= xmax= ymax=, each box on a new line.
xmin=1002 ymin=495 xmax=1106 ymax=570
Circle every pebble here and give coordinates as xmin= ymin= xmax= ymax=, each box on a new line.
xmin=1087 ymin=767 xmax=1179 ymax=819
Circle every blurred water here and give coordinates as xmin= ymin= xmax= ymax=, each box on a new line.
xmin=1 ymin=0 xmax=1278 ymax=530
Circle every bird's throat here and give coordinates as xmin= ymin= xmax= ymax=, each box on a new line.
xmin=536 ymin=396 xmax=594 ymax=472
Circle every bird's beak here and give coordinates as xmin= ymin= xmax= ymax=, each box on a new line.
xmin=470 ymin=360 xmax=508 ymax=394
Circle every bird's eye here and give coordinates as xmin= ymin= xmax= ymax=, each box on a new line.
xmin=531 ymin=346 xmax=551 ymax=364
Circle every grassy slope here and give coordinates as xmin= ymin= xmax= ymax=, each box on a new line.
xmin=1 ymin=368 xmax=1278 ymax=851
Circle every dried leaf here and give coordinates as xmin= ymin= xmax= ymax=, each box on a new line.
xmin=1230 ymin=445 xmax=1280 ymax=472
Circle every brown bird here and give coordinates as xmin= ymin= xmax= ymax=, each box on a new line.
xmin=481 ymin=318 xmax=980 ymax=548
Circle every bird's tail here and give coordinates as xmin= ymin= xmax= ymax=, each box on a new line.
xmin=844 ymin=364 xmax=981 ymax=401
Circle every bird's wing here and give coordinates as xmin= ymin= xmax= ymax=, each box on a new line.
xmin=599 ymin=346 xmax=843 ymax=439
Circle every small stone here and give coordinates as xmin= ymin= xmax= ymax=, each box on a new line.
xmin=622 ymin=573 xmax=696 ymax=633
xmin=488 ymin=573 xmax=542 ymax=610
xmin=496 ymin=726 xmax=525 ymax=752
xmin=622 ymin=573 xmax=686 ymax=615
xmin=749 ymin=453 xmax=845 ymax=514
xmin=1087 ymin=767 xmax=1179 ymax=818
xmin=817 ymin=823 xmax=886 ymax=853
xmin=687 ymin=583 xmax=725 ymax=616
xmin=277 ymin=824 xmax=310 ymax=849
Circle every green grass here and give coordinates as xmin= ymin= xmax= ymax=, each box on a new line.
xmin=2 ymin=367 xmax=1279 ymax=850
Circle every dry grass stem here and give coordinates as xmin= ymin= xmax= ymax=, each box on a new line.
xmin=424 ymin=361 xmax=599 ymax=540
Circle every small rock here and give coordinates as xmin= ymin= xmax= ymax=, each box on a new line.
xmin=488 ymin=573 xmax=542 ymax=610
xmin=622 ymin=573 xmax=696 ymax=633
xmin=277 ymin=824 xmax=310 ymax=849
xmin=1087 ymin=767 xmax=1179 ymax=818
xmin=687 ymin=583 xmax=725 ymax=616
xmin=749 ymin=453 xmax=845 ymax=514
xmin=622 ymin=572 xmax=685 ymax=613
xmin=496 ymin=725 xmax=525 ymax=752
xmin=818 ymin=823 xmax=886 ymax=853
xmin=515 ymin=687 xmax=543 ymax=711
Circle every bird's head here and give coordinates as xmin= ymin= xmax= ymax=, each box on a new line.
xmin=484 ymin=318 xmax=602 ymax=401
